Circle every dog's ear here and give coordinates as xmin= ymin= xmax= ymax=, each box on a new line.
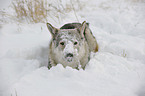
xmin=80 ymin=21 xmax=87 ymax=39
xmin=46 ymin=23 xmax=58 ymax=37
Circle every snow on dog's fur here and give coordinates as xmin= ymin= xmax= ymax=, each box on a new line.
xmin=47 ymin=21 xmax=98 ymax=70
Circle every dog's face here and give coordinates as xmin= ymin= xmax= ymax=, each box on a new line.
xmin=54 ymin=29 xmax=82 ymax=62
xmin=47 ymin=22 xmax=86 ymax=63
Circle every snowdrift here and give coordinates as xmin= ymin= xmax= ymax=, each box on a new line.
xmin=0 ymin=0 xmax=145 ymax=96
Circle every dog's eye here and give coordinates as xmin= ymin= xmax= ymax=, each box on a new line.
xmin=60 ymin=42 xmax=64 ymax=45
xmin=74 ymin=42 xmax=78 ymax=45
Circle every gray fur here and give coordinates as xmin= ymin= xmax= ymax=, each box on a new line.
xmin=47 ymin=21 xmax=98 ymax=70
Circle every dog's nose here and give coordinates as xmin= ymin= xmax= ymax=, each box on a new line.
xmin=66 ymin=53 xmax=73 ymax=57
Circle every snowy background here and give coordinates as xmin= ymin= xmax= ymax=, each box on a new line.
xmin=0 ymin=0 xmax=145 ymax=96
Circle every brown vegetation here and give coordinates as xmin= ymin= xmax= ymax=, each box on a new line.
xmin=12 ymin=0 xmax=83 ymax=23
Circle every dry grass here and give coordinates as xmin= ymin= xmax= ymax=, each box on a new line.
xmin=12 ymin=0 xmax=48 ymax=23
xmin=12 ymin=0 xmax=83 ymax=23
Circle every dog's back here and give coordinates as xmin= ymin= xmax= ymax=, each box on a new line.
xmin=60 ymin=23 xmax=98 ymax=52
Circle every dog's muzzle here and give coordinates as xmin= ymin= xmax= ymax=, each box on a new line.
xmin=65 ymin=53 xmax=74 ymax=62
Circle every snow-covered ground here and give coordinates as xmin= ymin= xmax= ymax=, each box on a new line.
xmin=0 ymin=0 xmax=145 ymax=96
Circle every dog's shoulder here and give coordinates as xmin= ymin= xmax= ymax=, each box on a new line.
xmin=60 ymin=22 xmax=89 ymax=29
xmin=60 ymin=23 xmax=81 ymax=29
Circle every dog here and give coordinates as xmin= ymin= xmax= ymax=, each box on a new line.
xmin=46 ymin=21 xmax=98 ymax=70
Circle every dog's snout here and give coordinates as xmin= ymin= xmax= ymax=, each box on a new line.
xmin=66 ymin=53 xmax=73 ymax=57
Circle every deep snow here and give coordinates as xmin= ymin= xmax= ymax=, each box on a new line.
xmin=0 ymin=0 xmax=145 ymax=96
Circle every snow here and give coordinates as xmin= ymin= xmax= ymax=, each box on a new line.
xmin=0 ymin=0 xmax=145 ymax=96
xmin=0 ymin=0 xmax=12 ymax=9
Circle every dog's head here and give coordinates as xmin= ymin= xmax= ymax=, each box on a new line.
xmin=47 ymin=21 xmax=87 ymax=63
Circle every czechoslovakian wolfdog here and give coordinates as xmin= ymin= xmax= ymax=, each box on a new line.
xmin=46 ymin=21 xmax=98 ymax=70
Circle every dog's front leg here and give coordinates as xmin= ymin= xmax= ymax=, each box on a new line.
xmin=48 ymin=60 xmax=52 ymax=69
xmin=48 ymin=56 xmax=56 ymax=69
xmin=48 ymin=47 xmax=56 ymax=69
